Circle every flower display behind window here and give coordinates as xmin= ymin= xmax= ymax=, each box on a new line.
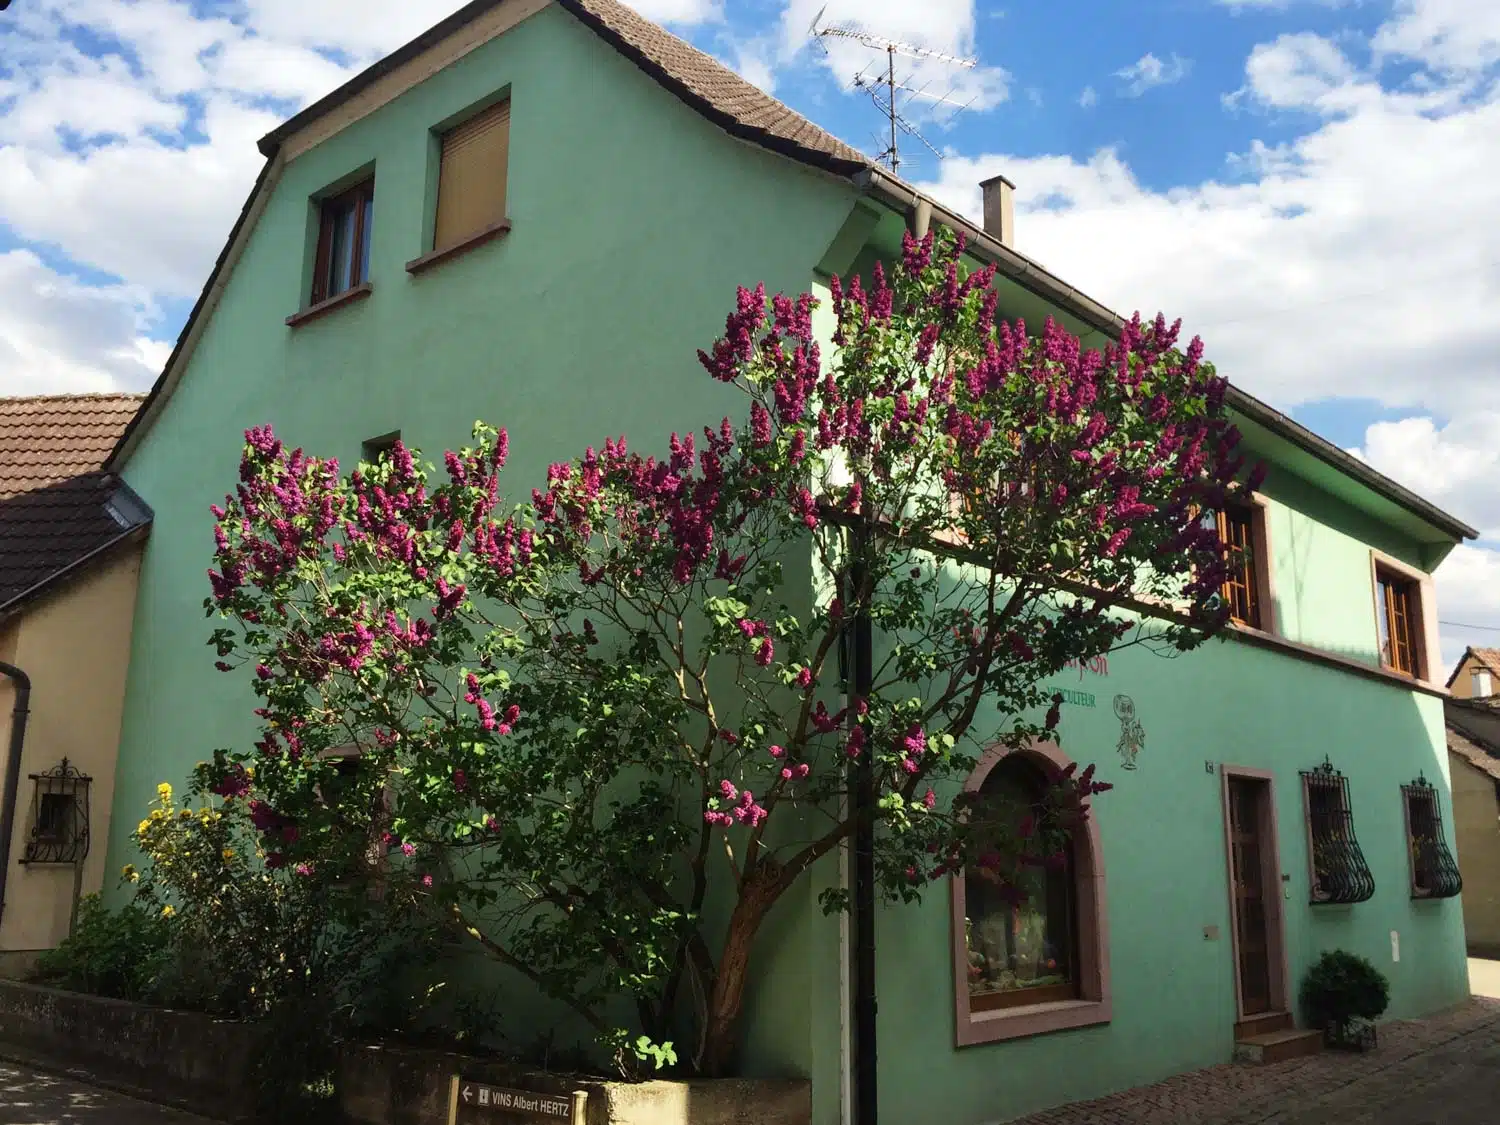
xmin=963 ymin=755 xmax=1079 ymax=1009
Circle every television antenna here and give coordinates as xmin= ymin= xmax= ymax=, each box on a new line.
xmin=809 ymin=6 xmax=977 ymax=174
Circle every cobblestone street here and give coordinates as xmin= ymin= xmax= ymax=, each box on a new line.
xmin=1012 ymin=963 xmax=1500 ymax=1125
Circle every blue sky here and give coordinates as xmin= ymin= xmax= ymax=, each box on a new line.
xmin=1 ymin=0 xmax=1498 ymax=660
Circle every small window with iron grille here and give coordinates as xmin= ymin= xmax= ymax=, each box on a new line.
xmin=1403 ymin=774 xmax=1461 ymax=899
xmin=1301 ymin=759 xmax=1374 ymax=904
xmin=21 ymin=760 xmax=91 ymax=865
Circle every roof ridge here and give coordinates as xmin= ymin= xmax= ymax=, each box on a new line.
xmin=0 ymin=392 xmax=147 ymax=404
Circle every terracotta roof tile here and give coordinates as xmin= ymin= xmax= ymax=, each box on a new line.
xmin=1448 ymin=726 xmax=1500 ymax=782
xmin=563 ymin=0 xmax=870 ymax=172
xmin=0 ymin=394 xmax=150 ymax=612
xmin=0 ymin=393 xmax=144 ymax=500
xmin=1470 ymin=648 xmax=1500 ymax=675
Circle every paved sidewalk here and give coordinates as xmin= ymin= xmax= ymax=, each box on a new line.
xmin=1013 ymin=991 xmax=1500 ymax=1125
xmin=0 ymin=1062 xmax=216 ymax=1124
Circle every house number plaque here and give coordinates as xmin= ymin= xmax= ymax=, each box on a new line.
xmin=448 ymin=1075 xmax=587 ymax=1125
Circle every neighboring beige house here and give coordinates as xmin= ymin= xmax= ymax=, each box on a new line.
xmin=1447 ymin=646 xmax=1500 ymax=700
xmin=0 ymin=394 xmax=150 ymax=974
xmin=1446 ymin=697 xmax=1500 ymax=958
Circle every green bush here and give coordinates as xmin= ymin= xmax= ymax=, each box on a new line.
xmin=1300 ymin=949 xmax=1390 ymax=1030
xmin=31 ymin=895 xmax=172 ymax=1001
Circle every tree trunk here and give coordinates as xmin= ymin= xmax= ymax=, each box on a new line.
xmin=699 ymin=877 xmax=777 ymax=1076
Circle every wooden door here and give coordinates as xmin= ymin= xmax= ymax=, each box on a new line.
xmin=1228 ymin=777 xmax=1273 ymax=1015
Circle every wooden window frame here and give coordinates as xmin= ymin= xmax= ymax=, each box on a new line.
xmin=1369 ymin=551 xmax=1436 ymax=684
xmin=1210 ymin=493 xmax=1274 ymax=633
xmin=310 ymin=178 xmax=376 ymax=306
xmin=952 ymin=740 xmax=1111 ymax=1046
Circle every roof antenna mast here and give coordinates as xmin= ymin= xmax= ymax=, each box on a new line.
xmin=809 ymin=6 xmax=977 ymax=174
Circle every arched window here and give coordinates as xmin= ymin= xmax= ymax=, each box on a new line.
xmin=952 ymin=741 xmax=1111 ymax=1045
xmin=964 ymin=755 xmax=1078 ymax=1009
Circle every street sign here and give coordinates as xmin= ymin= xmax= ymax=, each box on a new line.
xmin=447 ymin=1075 xmax=587 ymax=1125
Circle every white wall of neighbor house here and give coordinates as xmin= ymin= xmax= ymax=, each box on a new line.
xmin=1450 ymin=751 xmax=1500 ymax=957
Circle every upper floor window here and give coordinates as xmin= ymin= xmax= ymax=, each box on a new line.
xmin=311 ymin=178 xmax=375 ymax=305
xmin=1375 ymin=566 xmax=1422 ymax=677
xmin=433 ymin=99 xmax=510 ymax=252
xmin=1205 ymin=498 xmax=1269 ymax=631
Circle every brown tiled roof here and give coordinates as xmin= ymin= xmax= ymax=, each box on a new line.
xmin=1446 ymin=646 xmax=1500 ymax=689
xmin=561 ymin=0 xmax=870 ymax=172
xmin=0 ymin=394 xmax=151 ymax=612
xmin=1448 ymin=726 xmax=1500 ymax=782
xmin=1471 ymin=648 xmax=1500 ymax=675
xmin=0 ymin=394 xmax=144 ymax=499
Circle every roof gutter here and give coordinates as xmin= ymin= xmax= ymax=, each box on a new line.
xmin=0 ymin=521 xmax=152 ymax=624
xmin=850 ymin=167 xmax=1478 ymax=544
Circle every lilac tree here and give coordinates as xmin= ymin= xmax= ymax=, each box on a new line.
xmin=201 ymin=232 xmax=1253 ymax=1074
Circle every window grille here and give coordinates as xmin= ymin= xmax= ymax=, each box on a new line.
xmin=1403 ymin=774 xmax=1461 ymax=899
xmin=21 ymin=759 xmax=91 ymax=865
xmin=1300 ymin=759 xmax=1374 ymax=904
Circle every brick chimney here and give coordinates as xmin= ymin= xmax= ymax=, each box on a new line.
xmin=979 ymin=174 xmax=1015 ymax=247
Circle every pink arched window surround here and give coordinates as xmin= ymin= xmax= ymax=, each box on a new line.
xmin=951 ymin=739 xmax=1112 ymax=1046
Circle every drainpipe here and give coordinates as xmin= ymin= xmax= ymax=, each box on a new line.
xmin=847 ymin=528 xmax=878 ymax=1125
xmin=0 ymin=661 xmax=32 ymax=928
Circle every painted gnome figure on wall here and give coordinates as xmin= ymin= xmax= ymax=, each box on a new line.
xmin=1114 ymin=695 xmax=1145 ymax=770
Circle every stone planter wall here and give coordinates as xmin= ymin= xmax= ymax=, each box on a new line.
xmin=0 ymin=977 xmax=260 ymax=1118
xmin=0 ymin=980 xmax=810 ymax=1125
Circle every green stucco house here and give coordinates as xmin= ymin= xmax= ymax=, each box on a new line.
xmin=100 ymin=1 xmax=1479 ymax=1121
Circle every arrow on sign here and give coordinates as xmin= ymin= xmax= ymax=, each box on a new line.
xmin=462 ymin=1086 xmax=473 ymax=1103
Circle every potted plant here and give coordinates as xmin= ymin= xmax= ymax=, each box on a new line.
xmin=1299 ymin=949 xmax=1390 ymax=1051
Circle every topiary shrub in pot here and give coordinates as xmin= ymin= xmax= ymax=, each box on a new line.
xmin=1300 ymin=950 xmax=1390 ymax=1051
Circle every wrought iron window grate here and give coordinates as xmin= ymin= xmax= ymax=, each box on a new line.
xmin=1301 ymin=759 xmax=1375 ymax=904
xmin=21 ymin=759 xmax=91 ymax=865
xmin=1403 ymin=774 xmax=1461 ymax=899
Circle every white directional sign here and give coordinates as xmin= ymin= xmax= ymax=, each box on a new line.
xmin=447 ymin=1075 xmax=583 ymax=1124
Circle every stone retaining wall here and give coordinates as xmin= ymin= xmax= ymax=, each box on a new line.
xmin=0 ymin=979 xmax=810 ymax=1125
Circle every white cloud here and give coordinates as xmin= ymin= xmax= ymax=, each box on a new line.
xmin=1355 ymin=415 xmax=1500 ymax=539
xmin=626 ymin=0 xmax=725 ymax=24
xmin=1078 ymin=85 xmax=1098 ymax=109
xmin=1229 ymin=33 xmax=1360 ymax=111
xmin=722 ymin=35 xmax=779 ymax=94
xmin=0 ymin=250 xmax=161 ymax=395
xmin=1432 ymin=545 xmax=1500 ymax=671
xmin=1374 ymin=0 xmax=1500 ymax=75
xmin=913 ymin=35 xmax=1500 ymax=420
xmin=1114 ymin=52 xmax=1192 ymax=97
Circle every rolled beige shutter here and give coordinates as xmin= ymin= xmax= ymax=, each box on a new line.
xmin=433 ymin=99 xmax=510 ymax=250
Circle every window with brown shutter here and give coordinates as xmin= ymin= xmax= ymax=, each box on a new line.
xmin=310 ymin=179 xmax=375 ymax=305
xmin=1376 ymin=567 xmax=1422 ymax=676
xmin=433 ymin=99 xmax=510 ymax=252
